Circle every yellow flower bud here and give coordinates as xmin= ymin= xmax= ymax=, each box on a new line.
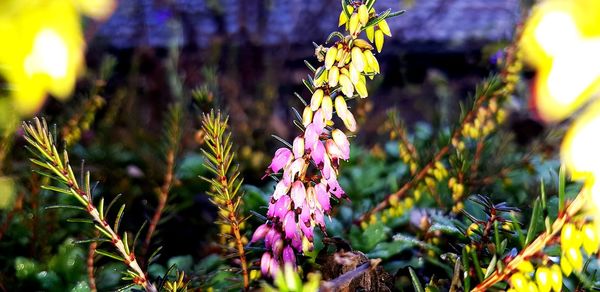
xmin=328 ymin=65 xmax=340 ymax=87
xmin=517 ymin=260 xmax=534 ymax=274
xmin=378 ymin=19 xmax=392 ymax=36
xmin=510 ymin=273 xmax=528 ymax=291
xmin=363 ymin=49 xmax=379 ymax=73
xmin=355 ymin=79 xmax=368 ymax=98
xmin=310 ymin=89 xmax=324 ymax=111
xmin=375 ymin=29 xmax=384 ymax=53
xmin=339 ymin=74 xmax=354 ymax=97
xmin=349 ymin=13 xmax=360 ymax=35
xmin=366 ymin=25 xmax=375 ymax=42
xmin=560 ymin=255 xmax=573 ymax=276
xmin=358 ymin=5 xmax=369 ymax=26
xmin=325 ymin=46 xmax=338 ymax=69
xmin=338 ymin=10 xmax=348 ymax=27
xmin=561 ymin=223 xmax=582 ymax=249
xmin=349 ymin=63 xmax=360 ymax=84
xmin=302 ymin=106 xmax=313 ymax=126
xmin=582 ymin=223 xmax=599 ymax=255
xmin=342 ymin=111 xmax=357 ymax=132
xmin=335 ymin=96 xmax=348 ymax=117
xmin=565 ymin=247 xmax=583 ymax=272
xmin=467 ymin=223 xmax=479 ymax=236
xmin=351 ymin=47 xmax=365 ymax=72
xmin=321 ymin=95 xmax=333 ymax=120
xmin=352 ymin=38 xmax=374 ymax=50
xmin=335 ymin=45 xmax=345 ymax=62
xmin=549 ymin=265 xmax=562 ymax=292
xmin=535 ymin=267 xmax=551 ymax=292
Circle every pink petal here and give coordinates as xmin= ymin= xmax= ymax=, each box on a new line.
xmin=250 ymin=224 xmax=270 ymax=243
xmin=273 ymin=180 xmax=290 ymax=201
xmin=283 ymin=211 xmax=297 ymax=240
xmin=315 ymin=182 xmax=331 ymax=212
xmin=292 ymin=136 xmax=305 ymax=159
xmin=269 ymin=148 xmax=292 ymax=173
xmin=282 ymin=245 xmax=296 ymax=267
xmin=290 ymin=181 xmax=306 ymax=209
xmin=273 ymin=195 xmax=291 ymax=220
xmin=312 ymin=141 xmax=326 ymax=166
xmin=261 ymin=252 xmax=272 ymax=275
xmin=332 ymin=129 xmax=350 ymax=159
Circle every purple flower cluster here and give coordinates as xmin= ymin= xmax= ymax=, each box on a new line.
xmin=251 ymin=105 xmax=352 ymax=276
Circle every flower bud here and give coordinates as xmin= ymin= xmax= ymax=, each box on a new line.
xmin=310 ymin=89 xmax=324 ymax=111
xmin=535 ymin=267 xmax=551 ymax=292
xmin=250 ymin=224 xmax=270 ymax=243
xmin=321 ymin=95 xmax=333 ymax=120
xmin=331 ymin=129 xmax=350 ymax=159
xmin=342 ymin=111 xmax=357 ymax=132
xmin=378 ymin=19 xmax=392 ymax=36
xmin=338 ymin=10 xmax=348 ymax=27
xmin=283 ymin=247 xmax=296 ymax=268
xmin=549 ymin=265 xmax=562 ymax=292
xmin=351 ymin=47 xmax=365 ymax=72
xmin=565 ymin=247 xmax=583 ymax=272
xmin=273 ymin=180 xmax=290 ymax=201
xmin=363 ymin=49 xmax=380 ymax=73
xmin=561 ymin=223 xmax=582 ymax=249
xmin=328 ymin=65 xmax=339 ymax=87
xmin=582 ymin=223 xmax=599 ymax=254
xmin=366 ymin=25 xmax=375 ymax=42
xmin=291 ymin=181 xmax=306 ymax=208
xmin=353 ymin=38 xmax=374 ymax=50
xmin=261 ymin=252 xmax=272 ymax=275
xmin=339 ymin=74 xmax=354 ymax=97
xmin=283 ymin=211 xmax=297 ymax=240
xmin=349 ymin=62 xmax=360 ymax=84
xmin=315 ymin=182 xmax=331 ymax=211
xmin=292 ymin=136 xmax=305 ymax=159
xmin=375 ymin=29 xmax=384 ymax=52
xmin=325 ymin=47 xmax=337 ymax=69
xmin=302 ymin=106 xmax=313 ymax=126
xmin=349 ymin=13 xmax=360 ymax=35
xmin=358 ymin=5 xmax=369 ymax=26
xmin=269 ymin=148 xmax=292 ymax=173
xmin=335 ymin=96 xmax=348 ymax=118
xmin=355 ymin=79 xmax=368 ymax=98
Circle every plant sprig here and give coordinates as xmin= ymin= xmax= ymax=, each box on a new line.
xmin=200 ymin=111 xmax=249 ymax=290
xmin=23 ymin=117 xmax=156 ymax=292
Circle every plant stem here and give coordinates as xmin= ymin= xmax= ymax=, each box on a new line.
xmin=143 ymin=149 xmax=175 ymax=257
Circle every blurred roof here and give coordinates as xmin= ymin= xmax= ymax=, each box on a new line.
xmin=96 ymin=0 xmax=521 ymax=50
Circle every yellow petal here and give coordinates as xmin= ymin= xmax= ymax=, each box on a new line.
xmin=549 ymin=265 xmax=562 ymax=292
xmin=375 ymin=29 xmax=384 ymax=53
xmin=310 ymin=89 xmax=324 ymax=111
xmin=325 ymin=46 xmax=338 ymax=69
xmin=358 ymin=5 xmax=369 ymax=26
xmin=378 ymin=19 xmax=392 ymax=36
xmin=328 ymin=66 xmax=340 ymax=87
xmin=366 ymin=25 xmax=375 ymax=42
xmin=349 ymin=13 xmax=360 ymax=35
xmin=535 ymin=267 xmax=551 ymax=292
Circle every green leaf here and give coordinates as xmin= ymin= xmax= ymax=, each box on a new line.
xmin=409 ymin=267 xmax=425 ymax=292
xmin=95 ymin=249 xmax=126 ymax=262
xmin=525 ymin=198 xmax=541 ymax=246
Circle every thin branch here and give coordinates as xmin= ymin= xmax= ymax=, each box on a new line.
xmin=472 ymin=190 xmax=587 ymax=291
xmin=23 ymin=118 xmax=156 ymax=292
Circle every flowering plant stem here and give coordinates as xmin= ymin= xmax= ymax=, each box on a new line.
xmin=200 ymin=111 xmax=249 ymax=290
xmin=23 ymin=118 xmax=155 ymax=292
xmin=472 ymin=189 xmax=587 ymax=291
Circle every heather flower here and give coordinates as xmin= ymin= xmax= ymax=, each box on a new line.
xmin=251 ymin=0 xmax=395 ymax=277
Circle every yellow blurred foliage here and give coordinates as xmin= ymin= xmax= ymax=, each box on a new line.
xmin=0 ymin=0 xmax=114 ymax=116
xmin=521 ymin=0 xmax=600 ymax=229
